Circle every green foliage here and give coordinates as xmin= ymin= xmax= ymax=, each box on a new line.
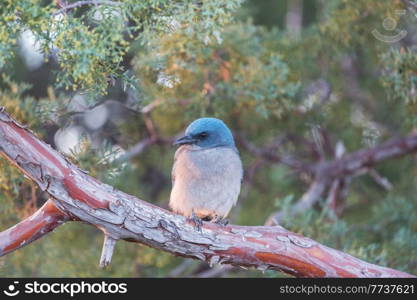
xmin=1 ymin=0 xmax=417 ymax=277
xmin=1 ymin=0 xmax=243 ymax=96
xmin=381 ymin=47 xmax=417 ymax=119
xmin=134 ymin=21 xmax=300 ymax=119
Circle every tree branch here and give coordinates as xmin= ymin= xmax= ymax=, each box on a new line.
xmin=100 ymin=234 xmax=117 ymax=268
xmin=315 ymin=134 xmax=417 ymax=179
xmin=0 ymin=200 xmax=69 ymax=256
xmin=117 ymin=137 xmax=157 ymax=162
xmin=117 ymin=135 xmax=176 ymax=162
xmin=53 ymin=0 xmax=122 ymax=16
xmin=235 ymin=134 xmax=311 ymax=173
xmin=266 ymin=133 xmax=417 ymax=224
xmin=0 ymin=108 xmax=414 ymax=277
xmin=265 ymin=179 xmax=328 ymax=226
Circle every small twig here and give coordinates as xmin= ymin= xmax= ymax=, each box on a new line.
xmin=310 ymin=125 xmax=326 ymax=160
xmin=53 ymin=0 xmax=122 ymax=16
xmin=236 ymin=133 xmax=312 ymax=173
xmin=140 ymin=99 xmax=163 ymax=114
xmin=117 ymin=135 xmax=177 ymax=162
xmin=143 ymin=115 xmax=158 ymax=139
xmin=265 ymin=179 xmax=328 ymax=226
xmin=117 ymin=137 xmax=156 ymax=162
xmin=100 ymin=234 xmax=117 ymax=268
xmin=290 ymin=179 xmax=328 ymax=214
xmin=368 ymin=169 xmax=393 ymax=191
xmin=325 ymin=179 xmax=348 ymax=219
xmin=326 ymin=141 xmax=347 ymax=218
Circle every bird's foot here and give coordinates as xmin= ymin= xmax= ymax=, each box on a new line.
xmin=189 ymin=212 xmax=203 ymax=231
xmin=213 ymin=216 xmax=229 ymax=226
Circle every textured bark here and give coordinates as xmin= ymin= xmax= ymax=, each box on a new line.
xmin=0 ymin=200 xmax=69 ymax=256
xmin=315 ymin=134 xmax=417 ymax=179
xmin=0 ymin=108 xmax=415 ymax=278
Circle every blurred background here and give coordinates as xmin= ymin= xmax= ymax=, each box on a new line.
xmin=0 ymin=0 xmax=417 ymax=277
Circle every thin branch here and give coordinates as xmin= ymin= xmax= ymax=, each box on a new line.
xmin=0 ymin=200 xmax=69 ymax=256
xmin=0 ymin=108 xmax=414 ymax=278
xmin=325 ymin=177 xmax=350 ymax=219
xmin=368 ymin=169 xmax=393 ymax=191
xmin=117 ymin=135 xmax=176 ymax=162
xmin=117 ymin=137 xmax=157 ymax=162
xmin=236 ymin=134 xmax=311 ymax=173
xmin=315 ymin=134 xmax=417 ymax=179
xmin=53 ymin=0 xmax=122 ymax=16
xmin=100 ymin=235 xmax=117 ymax=267
xmin=140 ymin=99 xmax=163 ymax=115
xmin=325 ymin=141 xmax=348 ymax=218
xmin=291 ymin=179 xmax=328 ymax=214
xmin=326 ymin=180 xmax=342 ymax=218
xmin=266 ymin=132 xmax=417 ymax=224
xmin=265 ymin=179 xmax=328 ymax=226
xmin=143 ymin=115 xmax=158 ymax=139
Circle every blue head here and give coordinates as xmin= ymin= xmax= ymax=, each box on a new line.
xmin=174 ymin=118 xmax=236 ymax=149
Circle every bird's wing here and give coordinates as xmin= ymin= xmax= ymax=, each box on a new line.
xmin=171 ymin=146 xmax=185 ymax=185
xmin=232 ymin=146 xmax=244 ymax=184
xmin=171 ymin=160 xmax=176 ymax=185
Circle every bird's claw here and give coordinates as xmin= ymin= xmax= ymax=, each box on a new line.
xmin=190 ymin=212 xmax=203 ymax=231
xmin=214 ymin=216 xmax=229 ymax=226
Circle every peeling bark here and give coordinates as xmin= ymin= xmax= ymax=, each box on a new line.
xmin=0 ymin=200 xmax=69 ymax=256
xmin=0 ymin=108 xmax=415 ymax=278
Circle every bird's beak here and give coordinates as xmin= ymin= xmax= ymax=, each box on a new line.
xmin=173 ymin=135 xmax=198 ymax=146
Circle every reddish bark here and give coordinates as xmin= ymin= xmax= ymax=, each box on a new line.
xmin=0 ymin=108 xmax=415 ymax=277
xmin=0 ymin=109 xmax=109 ymax=209
xmin=0 ymin=200 xmax=69 ymax=256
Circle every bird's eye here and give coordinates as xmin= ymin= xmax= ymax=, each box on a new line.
xmin=199 ymin=132 xmax=208 ymax=139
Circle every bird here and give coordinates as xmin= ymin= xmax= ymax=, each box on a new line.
xmin=169 ymin=117 xmax=243 ymax=228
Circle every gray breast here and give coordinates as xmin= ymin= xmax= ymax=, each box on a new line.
xmin=169 ymin=145 xmax=243 ymax=219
